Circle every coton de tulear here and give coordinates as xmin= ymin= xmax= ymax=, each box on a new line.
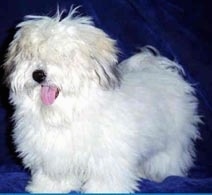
xmin=3 ymin=10 xmax=200 ymax=193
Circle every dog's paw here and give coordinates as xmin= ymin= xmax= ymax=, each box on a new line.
xmin=26 ymin=172 xmax=81 ymax=193
xmin=82 ymin=178 xmax=138 ymax=193
xmin=26 ymin=182 xmax=74 ymax=193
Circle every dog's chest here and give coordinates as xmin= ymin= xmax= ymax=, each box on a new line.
xmin=25 ymin=118 xmax=101 ymax=174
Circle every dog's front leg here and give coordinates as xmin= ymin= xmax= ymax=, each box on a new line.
xmin=82 ymin=157 xmax=139 ymax=193
xmin=26 ymin=170 xmax=81 ymax=193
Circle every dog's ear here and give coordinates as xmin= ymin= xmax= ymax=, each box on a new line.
xmin=88 ymin=32 xmax=121 ymax=89
xmin=3 ymin=38 xmax=18 ymax=88
xmin=92 ymin=56 xmax=121 ymax=89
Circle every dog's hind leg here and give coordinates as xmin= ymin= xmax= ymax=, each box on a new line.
xmin=140 ymin=143 xmax=194 ymax=182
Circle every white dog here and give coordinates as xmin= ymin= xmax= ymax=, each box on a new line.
xmin=4 ymin=10 xmax=200 ymax=193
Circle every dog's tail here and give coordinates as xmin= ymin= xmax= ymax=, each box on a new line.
xmin=119 ymin=46 xmax=185 ymax=75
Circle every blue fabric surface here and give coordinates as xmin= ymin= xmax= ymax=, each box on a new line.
xmin=0 ymin=0 xmax=212 ymax=193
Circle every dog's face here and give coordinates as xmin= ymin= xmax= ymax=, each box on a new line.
xmin=4 ymin=11 xmax=120 ymax=106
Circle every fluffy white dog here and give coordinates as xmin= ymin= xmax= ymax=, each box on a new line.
xmin=4 ymin=10 xmax=200 ymax=193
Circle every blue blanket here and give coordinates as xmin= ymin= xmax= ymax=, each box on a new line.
xmin=0 ymin=0 xmax=212 ymax=193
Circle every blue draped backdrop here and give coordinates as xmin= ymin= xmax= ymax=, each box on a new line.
xmin=0 ymin=0 xmax=212 ymax=192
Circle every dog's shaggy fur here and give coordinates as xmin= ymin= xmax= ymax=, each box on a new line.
xmin=3 ymin=10 xmax=200 ymax=193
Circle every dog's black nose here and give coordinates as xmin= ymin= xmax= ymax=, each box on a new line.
xmin=32 ymin=70 xmax=46 ymax=83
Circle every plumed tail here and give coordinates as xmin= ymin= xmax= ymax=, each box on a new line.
xmin=119 ymin=46 xmax=185 ymax=76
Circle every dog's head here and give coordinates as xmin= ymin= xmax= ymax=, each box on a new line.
xmin=4 ymin=9 xmax=120 ymax=106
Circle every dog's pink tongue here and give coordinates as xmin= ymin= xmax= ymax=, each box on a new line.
xmin=41 ymin=85 xmax=58 ymax=105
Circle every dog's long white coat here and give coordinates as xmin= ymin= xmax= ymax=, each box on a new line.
xmin=4 ymin=12 xmax=200 ymax=193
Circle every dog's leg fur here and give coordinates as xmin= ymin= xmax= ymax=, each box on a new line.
xmin=26 ymin=170 xmax=81 ymax=193
xmin=82 ymin=158 xmax=139 ymax=193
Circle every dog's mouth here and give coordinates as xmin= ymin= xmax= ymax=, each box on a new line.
xmin=41 ymin=85 xmax=60 ymax=105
